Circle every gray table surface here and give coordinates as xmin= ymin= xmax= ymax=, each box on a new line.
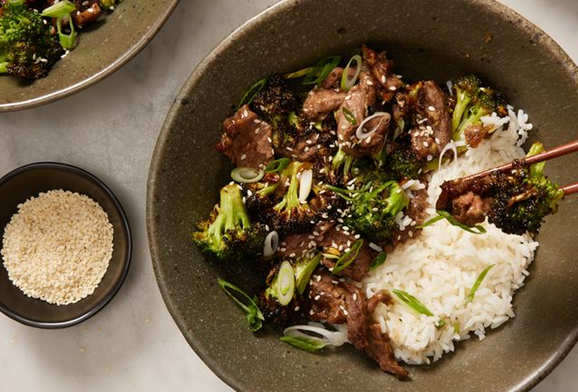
xmin=1 ymin=0 xmax=577 ymax=391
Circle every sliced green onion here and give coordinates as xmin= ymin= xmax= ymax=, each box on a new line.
xmin=231 ymin=167 xmax=264 ymax=183
xmin=370 ymin=253 xmax=387 ymax=270
xmin=280 ymin=336 xmax=327 ymax=352
xmin=303 ymin=55 xmax=342 ymax=87
xmin=237 ymin=78 xmax=267 ymax=110
xmin=218 ymin=278 xmax=264 ymax=332
xmin=453 ymin=322 xmax=461 ymax=335
xmin=283 ymin=67 xmax=316 ymax=79
xmin=56 ymin=15 xmax=76 ymax=50
xmin=276 ymin=261 xmax=295 ymax=306
xmin=356 ymin=112 xmax=391 ymax=140
xmin=417 ymin=215 xmax=445 ymax=229
xmin=465 ymin=265 xmax=495 ymax=304
xmin=265 ymin=158 xmax=291 ymax=173
xmin=332 ymin=240 xmax=363 ymax=274
xmin=295 ymin=254 xmax=323 ymax=295
xmin=340 ymin=54 xmax=362 ymax=91
xmin=393 ymin=289 xmax=445 ymax=329
xmin=283 ymin=323 xmax=349 ymax=347
xmin=342 ymin=107 xmax=357 ymax=125
xmin=0 ymin=62 xmax=8 ymax=74
xmin=263 ymin=231 xmax=279 ymax=258
xmin=418 ymin=211 xmax=486 ymax=234
xmin=41 ymin=0 xmax=76 ymax=17
xmin=314 ymin=121 xmax=323 ymax=131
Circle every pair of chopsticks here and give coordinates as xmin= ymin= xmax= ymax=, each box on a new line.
xmin=459 ymin=139 xmax=578 ymax=196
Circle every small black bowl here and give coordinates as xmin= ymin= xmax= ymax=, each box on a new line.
xmin=0 ymin=162 xmax=132 ymax=329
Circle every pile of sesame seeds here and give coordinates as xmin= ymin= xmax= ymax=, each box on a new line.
xmin=1 ymin=190 xmax=114 ymax=305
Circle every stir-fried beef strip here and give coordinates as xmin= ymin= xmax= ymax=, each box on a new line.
xmin=465 ymin=124 xmax=493 ymax=148
xmin=277 ymin=132 xmax=334 ymax=162
xmin=366 ymin=323 xmax=409 ymax=379
xmin=400 ymin=81 xmax=452 ymax=160
xmin=303 ymin=88 xmax=347 ymax=120
xmin=451 ymin=191 xmax=492 ymax=226
xmin=216 ymin=105 xmax=275 ymax=169
xmin=362 ymin=45 xmax=404 ymax=103
xmin=305 ymin=270 xmax=408 ymax=379
xmin=72 ymin=0 xmax=101 ymax=27
xmin=306 ymin=270 xmax=349 ymax=324
xmin=322 ymin=66 xmax=358 ymax=90
xmin=436 ymin=173 xmax=497 ymax=213
xmin=335 ymin=72 xmax=391 ymax=156
xmin=317 ymin=224 xmax=375 ymax=281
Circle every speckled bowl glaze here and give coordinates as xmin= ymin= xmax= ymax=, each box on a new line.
xmin=0 ymin=0 xmax=179 ymax=113
xmin=147 ymin=0 xmax=578 ymax=390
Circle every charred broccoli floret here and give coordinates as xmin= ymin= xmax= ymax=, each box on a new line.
xmin=244 ymin=161 xmax=319 ymax=234
xmin=193 ymin=184 xmax=265 ymax=261
xmin=0 ymin=0 xmax=64 ymax=79
xmin=99 ymin=0 xmax=119 ymax=10
xmin=259 ymin=254 xmax=321 ymax=324
xmin=251 ymin=75 xmax=299 ymax=133
xmin=488 ymin=143 xmax=564 ymax=235
xmin=268 ymin=161 xmax=317 ymax=234
xmin=386 ymin=146 xmax=423 ymax=180
xmin=451 ymin=75 xmax=481 ymax=131
xmin=451 ymin=75 xmax=507 ymax=141
xmin=329 ymin=172 xmax=410 ymax=243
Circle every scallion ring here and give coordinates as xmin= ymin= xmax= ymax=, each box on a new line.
xmin=263 ymin=231 xmax=279 ymax=258
xmin=355 ymin=112 xmax=391 ymax=140
xmin=341 ymin=54 xmax=362 ymax=92
xmin=265 ymin=158 xmax=291 ymax=173
xmin=276 ymin=261 xmax=295 ymax=306
xmin=41 ymin=0 xmax=76 ymax=17
xmin=231 ymin=167 xmax=265 ymax=183
xmin=283 ymin=323 xmax=349 ymax=348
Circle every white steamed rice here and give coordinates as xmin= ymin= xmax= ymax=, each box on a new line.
xmin=356 ymin=105 xmax=539 ymax=365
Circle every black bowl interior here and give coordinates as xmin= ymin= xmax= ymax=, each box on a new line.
xmin=0 ymin=163 xmax=131 ymax=328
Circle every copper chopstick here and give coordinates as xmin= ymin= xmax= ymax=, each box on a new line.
xmin=562 ymin=182 xmax=578 ymax=196
xmin=461 ymin=139 xmax=578 ymax=182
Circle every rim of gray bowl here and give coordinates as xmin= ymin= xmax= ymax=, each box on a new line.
xmin=147 ymin=0 xmax=578 ymax=390
xmin=0 ymin=0 xmax=180 ymax=113
xmin=0 ymin=162 xmax=132 ymax=329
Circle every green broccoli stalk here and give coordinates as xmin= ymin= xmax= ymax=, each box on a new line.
xmin=193 ymin=184 xmax=265 ymax=261
xmin=269 ymin=161 xmax=317 ymax=234
xmin=0 ymin=0 xmax=64 ymax=79
xmin=451 ymin=75 xmax=507 ymax=142
xmin=488 ymin=143 xmax=564 ymax=235
xmin=331 ymin=148 xmax=355 ymax=183
xmin=328 ymin=172 xmax=410 ymax=243
xmin=451 ymin=75 xmax=481 ymax=132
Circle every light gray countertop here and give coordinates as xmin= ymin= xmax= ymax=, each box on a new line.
xmin=1 ymin=1 xmax=577 ymax=391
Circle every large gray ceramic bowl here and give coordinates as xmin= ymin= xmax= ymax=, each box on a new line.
xmin=147 ymin=0 xmax=578 ymax=390
xmin=0 ymin=0 xmax=179 ymax=113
